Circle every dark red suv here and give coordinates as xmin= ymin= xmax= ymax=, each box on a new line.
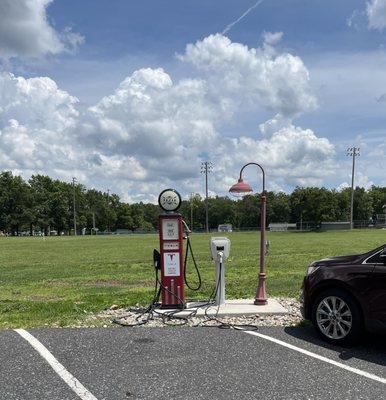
xmin=301 ymin=244 xmax=386 ymax=344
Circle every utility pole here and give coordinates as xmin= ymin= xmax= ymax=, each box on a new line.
xmin=200 ymin=161 xmax=213 ymax=233
xmin=189 ymin=192 xmax=195 ymax=230
xmin=72 ymin=177 xmax=77 ymax=236
xmin=92 ymin=212 xmax=96 ymax=234
xmin=107 ymin=188 xmax=110 ymax=232
xmin=383 ymin=204 xmax=386 ymax=227
xmin=346 ymin=147 xmax=360 ymax=230
xmin=300 ymin=210 xmax=303 ymax=232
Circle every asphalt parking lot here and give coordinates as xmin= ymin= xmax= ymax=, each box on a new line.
xmin=0 ymin=326 xmax=385 ymax=400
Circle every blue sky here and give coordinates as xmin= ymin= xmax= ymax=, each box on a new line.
xmin=0 ymin=0 xmax=386 ymax=201
xmin=28 ymin=1 xmax=383 ymax=96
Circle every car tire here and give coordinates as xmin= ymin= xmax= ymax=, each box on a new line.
xmin=312 ymin=288 xmax=363 ymax=345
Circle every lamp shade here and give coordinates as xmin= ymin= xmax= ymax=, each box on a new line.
xmin=229 ymin=178 xmax=253 ymax=194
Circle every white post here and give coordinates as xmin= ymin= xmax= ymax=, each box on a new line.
xmin=215 ymin=252 xmax=225 ymax=306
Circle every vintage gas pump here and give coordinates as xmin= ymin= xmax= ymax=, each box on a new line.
xmin=158 ymin=189 xmax=185 ymax=309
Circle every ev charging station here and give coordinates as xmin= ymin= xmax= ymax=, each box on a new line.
xmin=147 ymin=188 xmax=286 ymax=321
xmin=210 ymin=237 xmax=230 ymax=306
xmin=114 ymin=187 xmax=286 ymax=328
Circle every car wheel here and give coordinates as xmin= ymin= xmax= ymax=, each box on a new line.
xmin=312 ymin=289 xmax=363 ymax=345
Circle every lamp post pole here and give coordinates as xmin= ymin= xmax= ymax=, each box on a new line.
xmin=229 ymin=162 xmax=267 ymax=305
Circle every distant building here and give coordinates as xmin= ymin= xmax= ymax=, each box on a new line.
xmin=320 ymin=222 xmax=350 ymax=231
xmin=268 ymin=223 xmax=297 ymax=232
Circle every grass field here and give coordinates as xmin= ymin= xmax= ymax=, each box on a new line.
xmin=0 ymin=230 xmax=385 ymax=328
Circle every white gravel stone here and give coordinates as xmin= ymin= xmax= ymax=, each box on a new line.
xmin=86 ymin=298 xmax=303 ymax=328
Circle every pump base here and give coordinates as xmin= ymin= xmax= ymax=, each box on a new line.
xmin=155 ymin=298 xmax=287 ymax=317
xmin=160 ymin=303 xmax=185 ymax=310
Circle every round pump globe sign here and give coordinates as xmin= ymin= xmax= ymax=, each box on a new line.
xmin=158 ymin=189 xmax=182 ymax=212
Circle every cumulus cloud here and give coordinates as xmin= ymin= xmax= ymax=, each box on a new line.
xmin=367 ymin=0 xmax=386 ymax=30
xmin=213 ymin=123 xmax=335 ymax=192
xmin=0 ymin=34 xmax=336 ymax=201
xmin=338 ymin=172 xmax=374 ymax=191
xmin=83 ymin=68 xmax=218 ymax=158
xmin=258 ymin=113 xmax=291 ymax=136
xmin=180 ymin=34 xmax=316 ymax=117
xmin=262 ymin=31 xmax=283 ymax=46
xmin=0 ymin=0 xmax=84 ymax=58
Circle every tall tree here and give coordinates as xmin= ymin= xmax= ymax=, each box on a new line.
xmin=0 ymin=172 xmax=33 ymax=235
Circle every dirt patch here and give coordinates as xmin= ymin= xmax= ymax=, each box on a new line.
xmin=86 ymin=279 xmax=124 ymax=287
xmin=43 ymin=280 xmax=73 ymax=287
xmin=27 ymin=295 xmax=64 ymax=302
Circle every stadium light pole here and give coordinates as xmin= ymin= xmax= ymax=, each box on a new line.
xmin=346 ymin=147 xmax=360 ymax=230
xmin=201 ymin=161 xmax=213 ymax=233
xmin=229 ymin=162 xmax=267 ymax=305
xmin=72 ymin=177 xmax=77 ymax=236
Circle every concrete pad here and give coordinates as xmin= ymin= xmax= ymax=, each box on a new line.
xmin=155 ymin=298 xmax=288 ymax=318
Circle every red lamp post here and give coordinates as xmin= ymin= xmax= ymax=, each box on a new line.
xmin=229 ymin=162 xmax=267 ymax=305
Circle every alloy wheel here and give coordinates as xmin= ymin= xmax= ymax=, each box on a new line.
xmin=316 ymin=296 xmax=353 ymax=340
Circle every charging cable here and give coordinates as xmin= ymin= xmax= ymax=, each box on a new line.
xmin=182 ymin=220 xmax=202 ymax=291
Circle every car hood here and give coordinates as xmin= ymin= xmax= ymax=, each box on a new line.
xmin=315 ymin=254 xmax=361 ymax=265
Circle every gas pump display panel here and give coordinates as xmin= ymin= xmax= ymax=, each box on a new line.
xmin=162 ymin=219 xmax=179 ymax=240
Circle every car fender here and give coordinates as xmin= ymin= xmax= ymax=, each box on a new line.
xmin=308 ymin=279 xmax=367 ymax=320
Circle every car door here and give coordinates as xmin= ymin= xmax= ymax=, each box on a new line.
xmin=365 ymin=249 xmax=386 ymax=321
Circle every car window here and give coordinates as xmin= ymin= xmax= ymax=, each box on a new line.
xmin=366 ymin=250 xmax=384 ymax=264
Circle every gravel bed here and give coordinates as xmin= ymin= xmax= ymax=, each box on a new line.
xmin=84 ymin=298 xmax=303 ymax=328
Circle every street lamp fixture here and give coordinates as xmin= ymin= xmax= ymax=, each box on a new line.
xmin=229 ymin=162 xmax=267 ymax=305
xmin=228 ymin=178 xmax=253 ymax=194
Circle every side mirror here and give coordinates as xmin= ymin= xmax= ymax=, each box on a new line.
xmin=153 ymin=249 xmax=161 ymax=270
xmin=379 ymin=249 xmax=386 ymax=265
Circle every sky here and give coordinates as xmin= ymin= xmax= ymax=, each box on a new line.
xmin=0 ymin=0 xmax=386 ymax=203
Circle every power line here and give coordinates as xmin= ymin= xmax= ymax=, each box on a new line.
xmin=346 ymin=147 xmax=360 ymax=230
xmin=200 ymin=161 xmax=213 ymax=233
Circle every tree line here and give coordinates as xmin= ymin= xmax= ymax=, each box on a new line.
xmin=0 ymin=171 xmax=385 ymax=235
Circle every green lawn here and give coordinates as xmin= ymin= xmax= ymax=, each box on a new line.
xmin=0 ymin=230 xmax=385 ymax=328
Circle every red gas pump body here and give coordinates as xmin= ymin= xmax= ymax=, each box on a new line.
xmin=159 ymin=213 xmax=185 ymax=308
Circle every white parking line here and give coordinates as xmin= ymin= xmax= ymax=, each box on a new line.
xmin=244 ymin=330 xmax=386 ymax=385
xmin=14 ymin=329 xmax=99 ymax=400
